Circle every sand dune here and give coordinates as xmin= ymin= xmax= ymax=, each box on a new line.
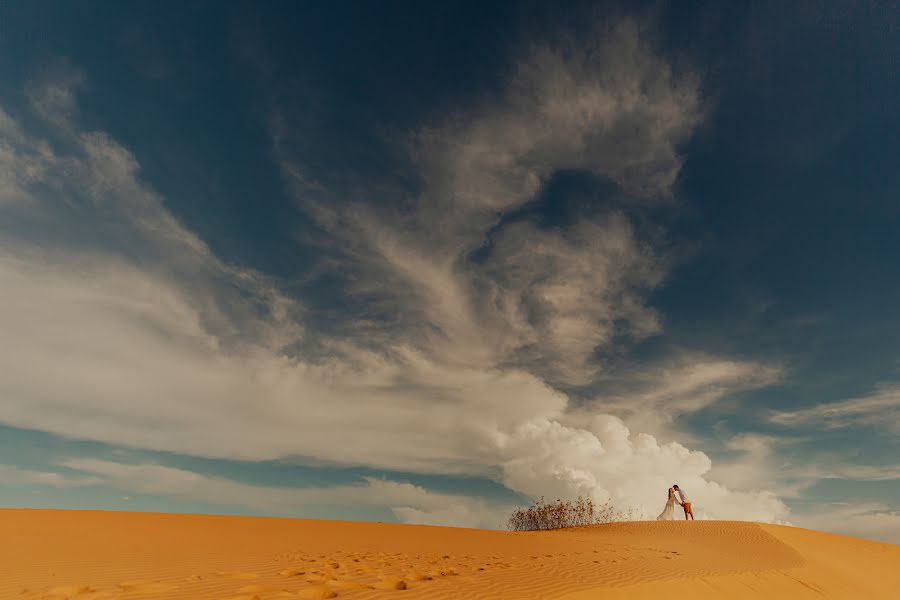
xmin=3 ymin=509 xmax=897 ymax=599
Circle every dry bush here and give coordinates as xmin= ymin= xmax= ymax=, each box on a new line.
xmin=507 ymin=496 xmax=634 ymax=531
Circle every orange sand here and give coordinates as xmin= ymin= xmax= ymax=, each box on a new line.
xmin=3 ymin=509 xmax=898 ymax=599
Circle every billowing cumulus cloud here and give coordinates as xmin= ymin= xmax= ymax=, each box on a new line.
xmin=496 ymin=416 xmax=787 ymax=522
xmin=0 ymin=21 xmax=789 ymax=528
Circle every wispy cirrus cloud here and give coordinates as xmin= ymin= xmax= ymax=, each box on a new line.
xmin=0 ymin=463 xmax=101 ymax=488
xmin=797 ymin=464 xmax=900 ymax=482
xmin=0 ymin=20 xmax=791 ymax=527
xmin=793 ymin=503 xmax=900 ymax=545
xmin=23 ymin=63 xmax=85 ymax=128
xmin=59 ymin=459 xmax=511 ymax=529
xmin=581 ymin=354 xmax=784 ymax=436
xmin=770 ymin=383 xmax=900 ymax=432
xmin=411 ymin=19 xmax=703 ymax=215
xmin=286 ymin=21 xmax=705 ymax=388
xmin=706 ymin=434 xmax=900 ymax=502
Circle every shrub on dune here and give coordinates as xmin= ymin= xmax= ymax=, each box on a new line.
xmin=507 ymin=496 xmax=631 ymax=531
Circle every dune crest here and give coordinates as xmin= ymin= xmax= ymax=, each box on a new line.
xmin=3 ymin=509 xmax=897 ymax=599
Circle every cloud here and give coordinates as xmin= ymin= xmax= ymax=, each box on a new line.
xmin=293 ymin=20 xmax=704 ymax=387
xmin=707 ymin=433 xmax=900 ymax=502
xmin=790 ymin=463 xmax=900 ymax=483
xmin=770 ymin=383 xmax=900 ymax=432
xmin=472 ymin=214 xmax=665 ymax=384
xmin=581 ymin=355 xmax=784 ymax=435
xmin=59 ymin=459 xmax=510 ymax=529
xmin=412 ymin=19 xmax=702 ymax=214
xmin=705 ymin=434 xmax=789 ymax=493
xmin=0 ymin=107 xmax=56 ymax=204
xmin=793 ymin=503 xmax=900 ymax=545
xmin=0 ymin=464 xmax=101 ymax=488
xmin=495 ymin=416 xmax=789 ymax=522
xmin=24 ymin=63 xmax=85 ymax=128
xmin=0 ymin=25 xmax=790 ymax=528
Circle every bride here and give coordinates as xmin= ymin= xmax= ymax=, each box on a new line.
xmin=657 ymin=487 xmax=679 ymax=520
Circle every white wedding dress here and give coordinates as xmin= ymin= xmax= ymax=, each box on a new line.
xmin=657 ymin=492 xmax=677 ymax=520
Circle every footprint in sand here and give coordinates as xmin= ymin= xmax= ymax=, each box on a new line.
xmin=117 ymin=581 xmax=178 ymax=593
xmin=329 ymin=580 xmax=373 ymax=591
xmin=217 ymin=571 xmax=260 ymax=580
xmin=296 ymin=587 xmax=337 ymax=599
xmin=377 ymin=576 xmax=408 ymax=590
xmin=227 ymin=592 xmax=293 ymax=600
xmin=237 ymin=585 xmax=280 ymax=593
xmin=44 ymin=585 xmax=96 ymax=597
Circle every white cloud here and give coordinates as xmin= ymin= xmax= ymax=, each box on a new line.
xmin=793 ymin=503 xmax=900 ymax=545
xmin=496 ymin=416 xmax=788 ymax=522
xmin=707 ymin=434 xmax=900 ymax=503
xmin=294 ymin=20 xmax=704 ymax=387
xmin=0 ymin=463 xmax=101 ymax=488
xmin=0 ymin=26 xmax=791 ymax=530
xmin=0 ymin=106 xmax=56 ymax=204
xmin=60 ymin=459 xmax=511 ymax=529
xmin=789 ymin=463 xmax=900 ymax=483
xmin=412 ymin=20 xmax=702 ymax=214
xmin=581 ymin=355 xmax=784 ymax=435
xmin=473 ymin=215 xmax=664 ymax=384
xmin=25 ymin=64 xmax=85 ymax=128
xmin=705 ymin=434 xmax=786 ymax=492
xmin=770 ymin=383 xmax=900 ymax=432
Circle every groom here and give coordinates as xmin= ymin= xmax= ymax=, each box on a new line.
xmin=673 ymin=484 xmax=694 ymax=520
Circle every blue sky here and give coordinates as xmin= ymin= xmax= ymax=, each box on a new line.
xmin=0 ymin=1 xmax=898 ymax=543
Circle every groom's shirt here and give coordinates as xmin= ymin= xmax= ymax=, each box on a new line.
xmin=677 ymin=489 xmax=689 ymax=503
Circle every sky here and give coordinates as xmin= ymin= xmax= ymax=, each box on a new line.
xmin=0 ymin=1 xmax=898 ymax=543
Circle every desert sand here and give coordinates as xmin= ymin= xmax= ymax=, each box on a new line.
xmin=3 ymin=509 xmax=898 ymax=599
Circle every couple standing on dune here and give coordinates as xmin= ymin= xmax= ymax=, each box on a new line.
xmin=657 ymin=484 xmax=694 ymax=521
